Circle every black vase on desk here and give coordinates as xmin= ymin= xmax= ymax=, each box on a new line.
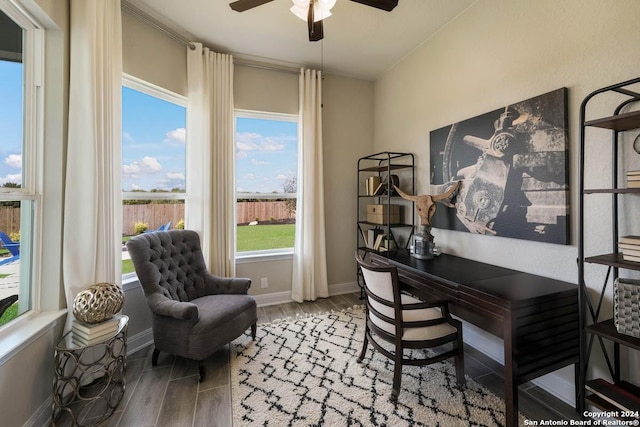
xmin=412 ymin=224 xmax=436 ymax=260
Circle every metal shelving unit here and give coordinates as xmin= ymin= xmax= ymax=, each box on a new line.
xmin=578 ymin=77 xmax=640 ymax=417
xmin=356 ymin=152 xmax=414 ymax=290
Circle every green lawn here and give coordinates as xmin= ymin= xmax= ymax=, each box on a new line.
xmin=120 ymin=224 xmax=295 ymax=274
xmin=0 ymin=303 xmax=18 ymax=327
xmin=236 ymin=224 xmax=295 ymax=252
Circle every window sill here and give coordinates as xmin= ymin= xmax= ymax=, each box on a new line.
xmin=236 ymin=249 xmax=294 ymax=264
xmin=0 ymin=309 xmax=67 ymax=366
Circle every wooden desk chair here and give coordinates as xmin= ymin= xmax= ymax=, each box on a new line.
xmin=355 ymin=252 xmax=465 ymax=401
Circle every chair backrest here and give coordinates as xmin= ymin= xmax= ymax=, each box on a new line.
xmin=127 ymin=230 xmax=210 ymax=302
xmin=0 ymin=232 xmax=20 ymax=256
xmin=356 ymin=253 xmax=403 ymax=338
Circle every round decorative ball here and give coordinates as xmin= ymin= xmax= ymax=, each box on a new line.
xmin=73 ymin=283 xmax=124 ymax=324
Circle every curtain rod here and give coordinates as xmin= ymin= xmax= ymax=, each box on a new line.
xmin=121 ymin=1 xmax=196 ymax=50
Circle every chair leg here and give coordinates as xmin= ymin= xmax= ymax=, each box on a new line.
xmin=251 ymin=322 xmax=257 ymax=340
xmin=391 ymin=352 xmax=403 ymax=402
xmin=455 ymin=334 xmax=466 ymax=386
xmin=152 ymin=348 xmax=160 ymax=366
xmin=198 ymin=361 xmax=206 ymax=382
xmin=357 ymin=330 xmax=369 ymax=363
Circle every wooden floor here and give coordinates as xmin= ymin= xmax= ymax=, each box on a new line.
xmin=58 ymin=293 xmax=579 ymax=426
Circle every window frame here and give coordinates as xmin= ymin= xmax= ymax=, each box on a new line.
xmin=121 ymin=74 xmax=187 ymax=281
xmin=234 ymin=109 xmax=299 ymax=261
xmin=0 ymin=0 xmax=44 ymax=331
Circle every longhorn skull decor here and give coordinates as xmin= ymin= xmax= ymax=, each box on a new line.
xmin=394 ymin=181 xmax=461 ymax=228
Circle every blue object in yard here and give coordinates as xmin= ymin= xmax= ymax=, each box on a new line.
xmin=144 ymin=221 xmax=172 ymax=233
xmin=0 ymin=231 xmax=20 ymax=266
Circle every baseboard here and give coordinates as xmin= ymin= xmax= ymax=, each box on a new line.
xmin=24 ymin=395 xmax=52 ymax=427
xmin=462 ymin=321 xmax=576 ymax=407
xmin=254 ymin=281 xmax=360 ymax=307
xmin=127 ymin=328 xmax=154 ymax=355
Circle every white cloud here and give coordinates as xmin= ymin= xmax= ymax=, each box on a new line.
xmin=5 ymin=154 xmax=21 ymax=169
xmin=261 ymin=138 xmax=285 ymax=151
xmin=122 ymin=132 xmax=135 ymax=143
xmin=165 ymin=128 xmax=186 ymax=144
xmin=235 ymin=132 xmax=286 ymax=153
xmin=0 ymin=173 xmax=22 ymax=186
xmin=276 ymin=174 xmax=289 ymax=181
xmin=245 ymin=173 xmax=258 ymax=180
xmin=122 ymin=156 xmax=163 ymax=176
xmin=166 ymin=172 xmax=185 ymax=180
xmin=130 ymin=183 xmax=140 ymax=190
xmin=251 ymin=158 xmax=269 ymax=165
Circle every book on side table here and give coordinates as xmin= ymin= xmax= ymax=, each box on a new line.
xmin=72 ymin=317 xmax=120 ymax=346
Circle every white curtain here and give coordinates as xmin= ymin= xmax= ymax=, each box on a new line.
xmin=186 ymin=44 xmax=235 ymax=276
xmin=291 ymin=69 xmax=329 ymax=302
xmin=62 ymin=0 xmax=122 ymax=331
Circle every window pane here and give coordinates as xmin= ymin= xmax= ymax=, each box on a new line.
xmin=0 ymin=10 xmax=31 ymax=326
xmin=235 ymin=114 xmax=298 ymax=253
xmin=121 ymin=85 xmax=187 ymax=276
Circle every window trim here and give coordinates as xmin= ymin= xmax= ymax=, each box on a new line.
xmin=234 ymin=109 xmax=298 ymax=260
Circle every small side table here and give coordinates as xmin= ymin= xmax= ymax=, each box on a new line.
xmin=52 ymin=315 xmax=128 ymax=427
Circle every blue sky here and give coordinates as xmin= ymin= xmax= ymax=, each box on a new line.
xmin=235 ymin=116 xmax=298 ymax=194
xmin=0 ymin=60 xmax=23 ymax=186
xmin=122 ymin=86 xmax=186 ymax=191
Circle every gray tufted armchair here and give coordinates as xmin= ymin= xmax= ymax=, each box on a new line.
xmin=126 ymin=229 xmax=257 ymax=381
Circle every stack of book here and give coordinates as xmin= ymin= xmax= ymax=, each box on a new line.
xmin=619 ymin=235 xmax=640 ymax=263
xmin=628 ymin=170 xmax=640 ymax=188
xmin=72 ymin=317 xmax=120 ymax=346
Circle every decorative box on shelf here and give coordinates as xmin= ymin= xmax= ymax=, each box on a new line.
xmin=367 ymin=204 xmax=401 ymax=224
xmin=614 ymin=278 xmax=640 ymax=338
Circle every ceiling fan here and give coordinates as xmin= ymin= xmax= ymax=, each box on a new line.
xmin=229 ymin=0 xmax=399 ymax=42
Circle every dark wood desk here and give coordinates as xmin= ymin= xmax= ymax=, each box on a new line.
xmin=368 ymin=250 xmax=579 ymax=427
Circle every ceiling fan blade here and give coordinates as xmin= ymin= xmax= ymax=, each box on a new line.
xmin=349 ymin=0 xmax=398 ymax=12
xmin=307 ymin=2 xmax=324 ymax=42
xmin=229 ymin=0 xmax=274 ymax=12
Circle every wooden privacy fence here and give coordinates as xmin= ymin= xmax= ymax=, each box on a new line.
xmin=237 ymin=201 xmax=295 ymax=224
xmin=0 ymin=207 xmax=19 ymax=235
xmin=0 ymin=201 xmax=296 ymax=237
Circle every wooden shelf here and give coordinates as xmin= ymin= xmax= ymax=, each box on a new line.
xmin=358 ymin=164 xmax=413 ymax=173
xmin=585 ymin=319 xmax=640 ymax=351
xmin=357 ymin=221 xmax=412 ymax=228
xmin=584 ymin=188 xmax=640 ymax=194
xmin=585 ymin=379 xmax=640 ymax=413
xmin=585 ymin=110 xmax=640 ymax=131
xmin=584 ymin=253 xmax=640 ymax=271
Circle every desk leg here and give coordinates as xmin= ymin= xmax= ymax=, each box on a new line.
xmin=504 ymin=312 xmax=518 ymax=427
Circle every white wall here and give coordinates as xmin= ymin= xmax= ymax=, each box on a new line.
xmin=122 ymin=11 xmax=187 ymax=96
xmin=373 ymin=0 xmax=640 ymax=405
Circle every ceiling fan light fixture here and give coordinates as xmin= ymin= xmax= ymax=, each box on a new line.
xmin=290 ymin=0 xmax=336 ymax=22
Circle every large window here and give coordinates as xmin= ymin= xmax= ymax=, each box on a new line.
xmin=121 ymin=77 xmax=187 ymax=278
xmin=0 ymin=6 xmax=42 ymax=326
xmin=235 ymin=111 xmax=298 ymax=256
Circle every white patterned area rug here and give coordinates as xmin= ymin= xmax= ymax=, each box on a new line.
xmin=231 ymin=306 xmax=517 ymax=426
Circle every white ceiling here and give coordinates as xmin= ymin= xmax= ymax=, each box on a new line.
xmin=130 ymin=0 xmax=476 ymax=81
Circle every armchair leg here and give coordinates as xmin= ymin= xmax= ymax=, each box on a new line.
xmin=152 ymin=348 xmax=160 ymax=366
xmin=198 ymin=361 xmax=206 ymax=382
xmin=251 ymin=322 xmax=257 ymax=340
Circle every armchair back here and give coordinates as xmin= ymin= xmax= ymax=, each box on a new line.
xmin=127 ymin=230 xmax=211 ymax=302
